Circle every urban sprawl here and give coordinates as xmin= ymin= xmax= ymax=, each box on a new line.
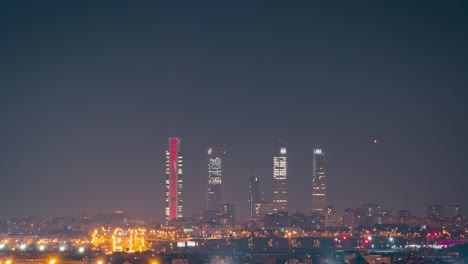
xmin=1 ymin=138 xmax=466 ymax=264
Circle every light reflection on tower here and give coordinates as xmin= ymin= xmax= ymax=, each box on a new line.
xmin=273 ymin=140 xmax=288 ymax=212
xmin=248 ymin=174 xmax=260 ymax=217
xmin=207 ymin=144 xmax=226 ymax=211
xmin=312 ymin=148 xmax=326 ymax=214
xmin=165 ymin=138 xmax=183 ymax=222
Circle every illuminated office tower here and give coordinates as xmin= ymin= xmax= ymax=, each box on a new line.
xmin=207 ymin=144 xmax=226 ymax=211
xmin=248 ymin=174 xmax=260 ymax=217
xmin=312 ymin=148 xmax=326 ymax=214
xmin=273 ymin=141 xmax=288 ymax=212
xmin=165 ymin=138 xmax=183 ymax=222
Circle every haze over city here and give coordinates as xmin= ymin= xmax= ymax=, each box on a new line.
xmin=1 ymin=1 xmax=467 ymax=222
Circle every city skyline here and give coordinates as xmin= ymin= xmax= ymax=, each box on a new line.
xmin=0 ymin=134 xmax=466 ymax=221
xmin=1 ymin=2 xmax=467 ymax=221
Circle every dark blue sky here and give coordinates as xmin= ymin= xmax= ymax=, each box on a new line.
xmin=1 ymin=1 xmax=467 ymax=221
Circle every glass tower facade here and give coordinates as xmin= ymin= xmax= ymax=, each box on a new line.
xmin=248 ymin=174 xmax=260 ymax=217
xmin=312 ymin=148 xmax=326 ymax=214
xmin=165 ymin=138 xmax=183 ymax=222
xmin=273 ymin=141 xmax=288 ymax=212
xmin=207 ymin=144 xmax=226 ymax=211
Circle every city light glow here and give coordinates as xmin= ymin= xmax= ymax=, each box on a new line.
xmin=0 ymin=3 xmax=465 ymax=264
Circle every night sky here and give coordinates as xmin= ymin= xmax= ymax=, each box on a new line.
xmin=1 ymin=2 xmax=467 ymax=221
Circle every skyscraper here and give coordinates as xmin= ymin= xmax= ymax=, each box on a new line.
xmin=165 ymin=138 xmax=183 ymax=222
xmin=273 ymin=140 xmax=288 ymax=212
xmin=248 ymin=174 xmax=260 ymax=217
xmin=207 ymin=144 xmax=226 ymax=211
xmin=312 ymin=148 xmax=326 ymax=214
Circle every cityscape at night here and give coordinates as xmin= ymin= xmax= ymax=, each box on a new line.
xmin=1 ymin=1 xmax=467 ymax=264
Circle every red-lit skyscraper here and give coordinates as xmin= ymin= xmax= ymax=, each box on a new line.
xmin=165 ymin=138 xmax=183 ymax=222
